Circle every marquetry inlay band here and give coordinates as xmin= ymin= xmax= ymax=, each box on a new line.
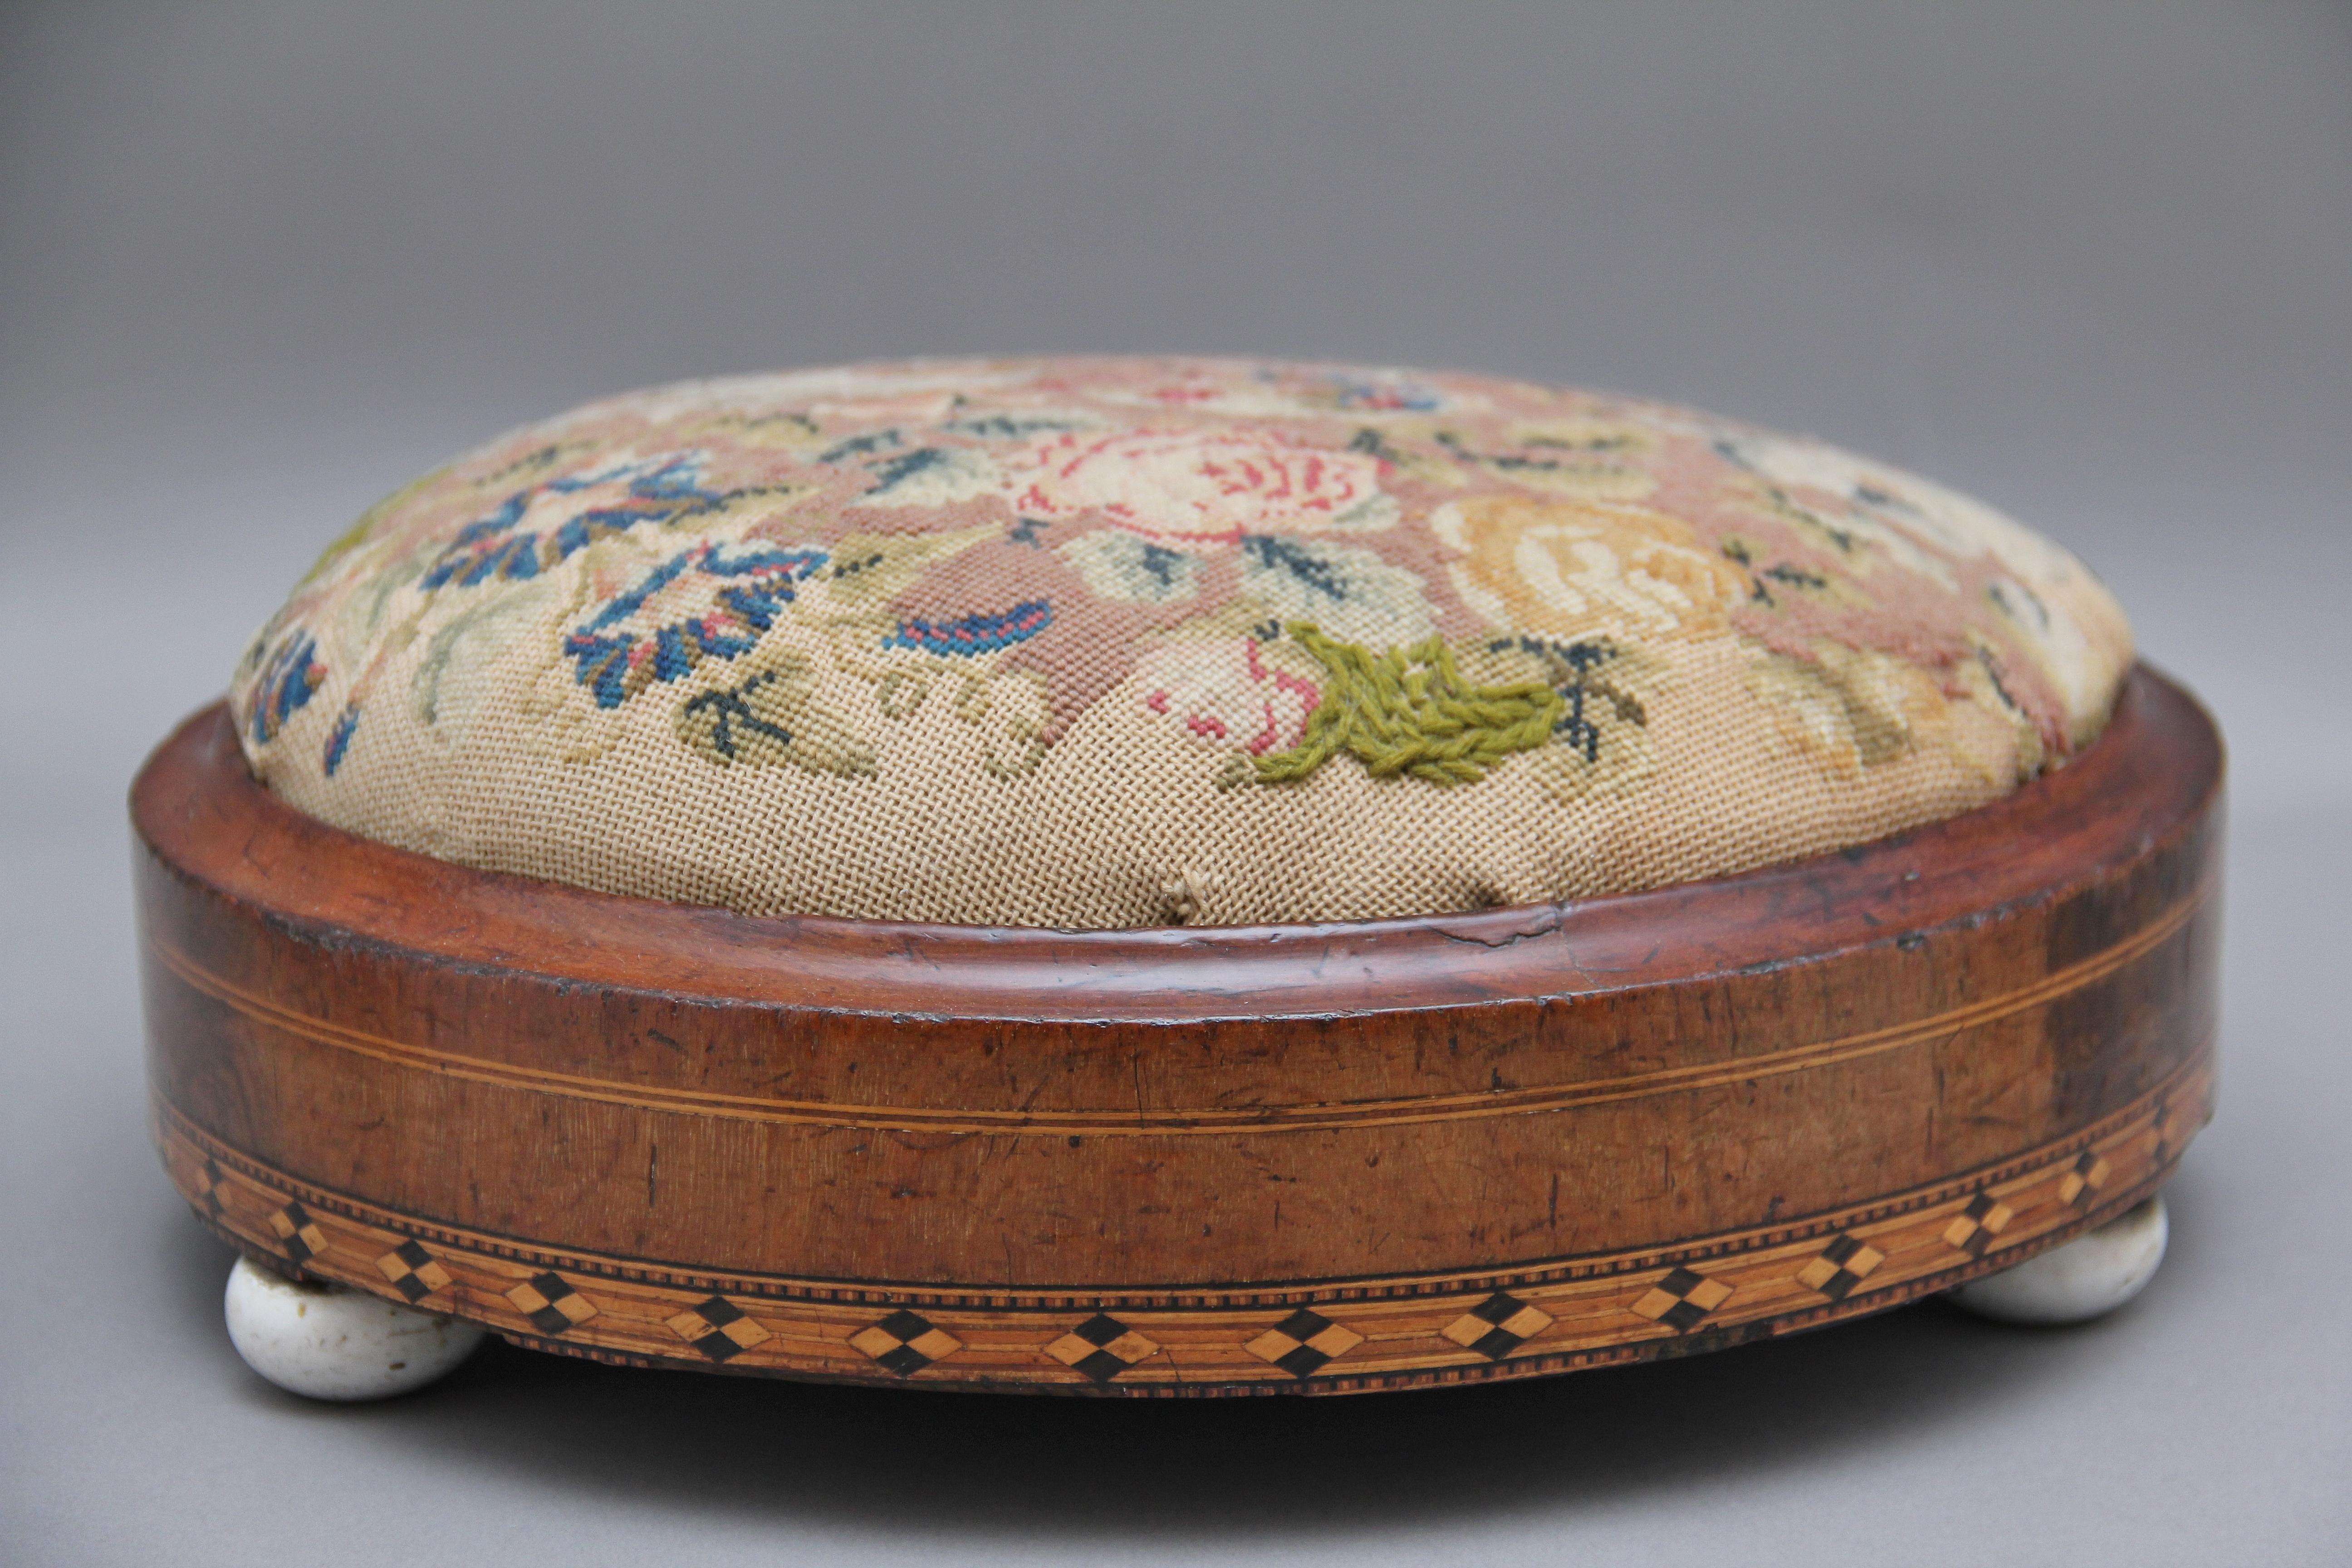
xmin=154 ymin=1052 xmax=2208 ymax=1397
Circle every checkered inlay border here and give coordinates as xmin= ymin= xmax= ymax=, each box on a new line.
xmin=153 ymin=1056 xmax=2205 ymax=1395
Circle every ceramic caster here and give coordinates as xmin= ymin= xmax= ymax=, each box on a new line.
xmin=1948 ymin=1195 xmax=2169 ymax=1325
xmin=224 ymin=1255 xmax=485 ymax=1400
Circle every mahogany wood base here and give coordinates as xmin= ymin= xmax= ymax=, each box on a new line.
xmin=136 ymin=666 xmax=2223 ymax=1397
xmin=167 ymin=1071 xmax=2200 ymax=1395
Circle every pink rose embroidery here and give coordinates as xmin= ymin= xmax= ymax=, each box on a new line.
xmin=1009 ymin=427 xmax=1393 ymax=545
xmin=1139 ymin=637 xmax=1321 ymax=756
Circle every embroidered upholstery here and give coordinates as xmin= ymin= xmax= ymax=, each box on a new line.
xmin=229 ymin=357 xmax=2132 ymax=928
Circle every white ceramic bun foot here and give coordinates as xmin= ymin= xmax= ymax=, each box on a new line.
xmin=1948 ymin=1195 xmax=2169 ymax=1325
xmin=224 ymin=1255 xmax=485 ymax=1400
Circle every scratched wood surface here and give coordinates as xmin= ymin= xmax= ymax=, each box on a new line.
xmin=134 ymin=666 xmax=2222 ymax=1394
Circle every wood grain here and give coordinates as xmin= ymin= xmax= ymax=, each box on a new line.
xmin=135 ymin=665 xmax=2223 ymax=1393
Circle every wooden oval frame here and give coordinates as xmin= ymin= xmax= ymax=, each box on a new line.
xmin=136 ymin=666 xmax=2221 ymax=1396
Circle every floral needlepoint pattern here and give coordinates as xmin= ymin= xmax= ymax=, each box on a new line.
xmin=229 ymin=356 xmax=2134 ymax=929
xmin=247 ymin=632 xmax=325 ymax=746
xmin=421 ymin=454 xmax=727 ymax=590
xmin=320 ymin=703 xmax=362 ymax=776
xmin=1437 ymin=495 xmax=1749 ymax=640
xmin=1256 ymin=626 xmax=1563 ymax=786
xmin=1139 ymin=636 xmax=1321 ymax=762
xmin=676 ymin=651 xmax=875 ymax=777
xmin=1008 ymin=426 xmax=1396 ymax=544
xmin=883 ymin=600 xmax=1053 ymax=657
xmin=565 ymin=542 xmax=829 ymax=709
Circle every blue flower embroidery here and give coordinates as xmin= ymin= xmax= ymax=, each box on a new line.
xmin=564 ymin=542 xmax=830 ymax=709
xmin=883 ymin=601 xmax=1053 ymax=657
xmin=249 ymin=631 xmax=325 ymax=745
xmin=420 ymin=454 xmax=723 ymax=591
xmin=322 ymin=703 xmax=362 ymax=776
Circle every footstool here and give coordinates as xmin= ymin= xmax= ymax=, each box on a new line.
xmin=135 ymin=357 xmax=2219 ymax=1398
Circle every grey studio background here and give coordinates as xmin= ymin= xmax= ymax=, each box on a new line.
xmin=2 ymin=3 xmax=2347 ymax=1564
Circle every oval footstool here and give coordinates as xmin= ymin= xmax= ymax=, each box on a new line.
xmin=137 ymin=357 xmax=2220 ymax=1397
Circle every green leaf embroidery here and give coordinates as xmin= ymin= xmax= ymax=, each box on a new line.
xmin=1256 ymin=624 xmax=1563 ymax=786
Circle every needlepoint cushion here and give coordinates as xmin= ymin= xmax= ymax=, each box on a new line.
xmin=229 ymin=357 xmax=2132 ymax=929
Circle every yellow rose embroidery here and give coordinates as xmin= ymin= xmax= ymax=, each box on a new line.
xmin=1435 ymin=495 xmax=1750 ymax=639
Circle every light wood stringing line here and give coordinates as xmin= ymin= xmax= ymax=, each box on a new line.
xmin=147 ymin=884 xmax=2203 ymax=1137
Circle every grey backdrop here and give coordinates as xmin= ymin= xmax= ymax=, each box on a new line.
xmin=2 ymin=4 xmax=2347 ymax=1564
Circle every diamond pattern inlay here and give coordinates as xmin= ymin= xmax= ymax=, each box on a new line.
xmin=1942 ymin=1194 xmax=2014 ymax=1257
xmin=374 ymin=1239 xmax=452 ymax=1303
xmin=2058 ymin=1152 xmax=2111 ymax=1207
xmin=505 ymin=1271 xmax=598 ymax=1335
xmin=144 ymin=1051 xmax=2205 ymax=1393
xmin=1631 ymin=1267 xmax=1735 ymax=1331
xmin=1440 ymin=1292 xmax=1554 ymax=1360
xmin=666 ymin=1295 xmax=770 ymax=1362
xmin=849 ymin=1309 xmax=963 ymax=1377
xmin=1045 ymin=1313 xmax=1158 ymax=1383
xmin=266 ymin=1202 xmax=328 ymax=1265
xmin=1796 ymin=1234 xmax=1886 ymax=1301
xmin=1244 ymin=1308 xmax=1366 ymax=1378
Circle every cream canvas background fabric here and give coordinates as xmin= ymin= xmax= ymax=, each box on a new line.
xmin=228 ymin=357 xmax=2132 ymax=927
